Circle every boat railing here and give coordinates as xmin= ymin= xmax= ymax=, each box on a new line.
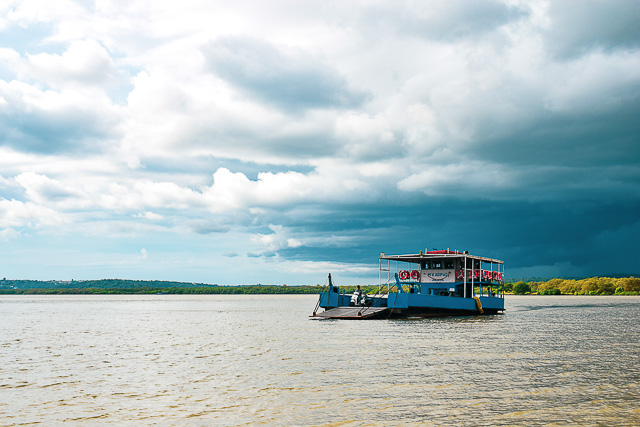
xmin=354 ymin=283 xmax=393 ymax=318
xmin=313 ymin=274 xmax=334 ymax=316
xmin=312 ymin=289 xmax=325 ymax=316
xmin=475 ymin=284 xmax=505 ymax=298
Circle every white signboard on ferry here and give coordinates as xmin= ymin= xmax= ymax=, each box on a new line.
xmin=421 ymin=269 xmax=455 ymax=283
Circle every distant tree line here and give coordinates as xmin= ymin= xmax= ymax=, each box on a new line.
xmin=0 ymin=279 xmax=211 ymax=290
xmin=0 ymin=280 xmax=386 ymax=295
xmin=0 ymin=286 xmax=328 ymax=295
xmin=505 ymin=277 xmax=640 ymax=295
xmin=0 ymin=279 xmax=355 ymax=295
xmin=0 ymin=280 xmax=325 ymax=295
xmin=1 ymin=277 xmax=637 ymax=295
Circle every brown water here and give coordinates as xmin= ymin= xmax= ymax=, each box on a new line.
xmin=0 ymin=295 xmax=638 ymax=426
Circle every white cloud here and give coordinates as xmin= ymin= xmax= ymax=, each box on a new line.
xmin=251 ymin=224 xmax=298 ymax=255
xmin=134 ymin=211 xmax=164 ymax=220
xmin=203 ymin=166 xmax=374 ymax=213
xmin=0 ymin=227 xmax=21 ymax=241
xmin=0 ymin=47 xmax=25 ymax=77
xmin=0 ymin=198 xmax=66 ymax=229
xmin=0 ymin=79 xmax=122 ymax=153
xmin=15 ymin=172 xmax=80 ymax=204
xmin=0 ymin=0 xmax=638 ymax=282
xmin=27 ymin=39 xmax=115 ymax=88
xmin=202 ymin=35 xmax=368 ymax=111
xmin=1 ymin=0 xmax=86 ymax=26
xmin=543 ymin=51 xmax=640 ymax=114
xmin=91 ymin=180 xmax=200 ymax=212
xmin=397 ymin=162 xmax=517 ymax=198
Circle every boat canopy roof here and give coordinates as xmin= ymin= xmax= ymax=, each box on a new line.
xmin=379 ymin=250 xmax=504 ymax=265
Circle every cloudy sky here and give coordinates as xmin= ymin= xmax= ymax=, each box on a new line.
xmin=1 ymin=0 xmax=639 ymax=284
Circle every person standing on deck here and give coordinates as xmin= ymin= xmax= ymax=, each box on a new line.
xmin=351 ymin=285 xmax=363 ymax=306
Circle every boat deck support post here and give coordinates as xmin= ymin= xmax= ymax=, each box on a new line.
xmin=394 ymin=273 xmax=405 ymax=293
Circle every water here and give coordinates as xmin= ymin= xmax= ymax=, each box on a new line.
xmin=1 ymin=295 xmax=638 ymax=426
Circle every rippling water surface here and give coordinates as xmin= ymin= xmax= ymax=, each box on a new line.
xmin=1 ymin=295 xmax=638 ymax=425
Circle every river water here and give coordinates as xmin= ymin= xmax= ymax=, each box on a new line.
xmin=0 ymin=294 xmax=638 ymax=426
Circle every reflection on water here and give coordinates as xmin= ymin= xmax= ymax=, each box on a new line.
xmin=0 ymin=295 xmax=638 ymax=425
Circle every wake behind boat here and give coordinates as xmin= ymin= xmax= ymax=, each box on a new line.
xmin=312 ymin=249 xmax=505 ymax=319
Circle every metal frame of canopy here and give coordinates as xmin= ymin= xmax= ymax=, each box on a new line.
xmin=378 ymin=250 xmax=505 ymax=298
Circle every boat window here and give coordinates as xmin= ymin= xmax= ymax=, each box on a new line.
xmin=423 ymin=260 xmax=431 ymax=269
xmin=444 ymin=259 xmax=454 ymax=269
xmin=432 ymin=259 xmax=443 ymax=269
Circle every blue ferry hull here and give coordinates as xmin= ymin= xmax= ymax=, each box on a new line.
xmin=317 ymin=290 xmax=504 ymax=318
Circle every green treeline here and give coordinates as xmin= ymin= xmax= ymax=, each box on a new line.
xmin=0 ymin=277 xmax=638 ymax=296
xmin=0 ymin=279 xmax=211 ymax=290
xmin=0 ymin=286 xmax=328 ymax=295
xmin=0 ymin=285 xmax=382 ymax=295
xmin=505 ymin=277 xmax=640 ymax=295
xmin=0 ymin=279 xmax=378 ymax=295
xmin=0 ymin=279 xmax=380 ymax=295
xmin=0 ymin=283 xmax=325 ymax=295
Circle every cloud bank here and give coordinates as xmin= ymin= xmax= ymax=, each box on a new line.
xmin=1 ymin=0 xmax=639 ymax=283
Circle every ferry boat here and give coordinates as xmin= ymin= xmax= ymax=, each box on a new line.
xmin=312 ymin=249 xmax=505 ymax=319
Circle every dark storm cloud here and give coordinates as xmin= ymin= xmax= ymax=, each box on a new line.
xmin=480 ymin=105 xmax=640 ymax=168
xmin=545 ymin=0 xmax=640 ymax=59
xmin=269 ymin=197 xmax=640 ymax=277
xmin=202 ymin=36 xmax=369 ymax=112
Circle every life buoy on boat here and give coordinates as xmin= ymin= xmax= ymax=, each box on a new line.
xmin=410 ymin=270 xmax=419 ymax=280
xmin=399 ymin=270 xmax=410 ymax=280
xmin=455 ymin=269 xmax=464 ymax=280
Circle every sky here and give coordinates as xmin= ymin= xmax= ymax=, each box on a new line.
xmin=1 ymin=0 xmax=639 ymax=284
